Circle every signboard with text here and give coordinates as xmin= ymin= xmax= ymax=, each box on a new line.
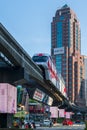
xmin=54 ymin=47 xmax=64 ymax=55
xmin=33 ymin=88 xmax=53 ymax=105
xmin=33 ymin=88 xmax=45 ymax=102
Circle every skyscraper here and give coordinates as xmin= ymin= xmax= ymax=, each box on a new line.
xmin=51 ymin=4 xmax=85 ymax=106
xmin=84 ymin=56 xmax=87 ymax=106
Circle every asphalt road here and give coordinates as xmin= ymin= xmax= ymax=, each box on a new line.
xmin=36 ymin=124 xmax=85 ymax=130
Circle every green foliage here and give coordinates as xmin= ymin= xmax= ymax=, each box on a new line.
xmin=57 ymin=117 xmax=64 ymax=123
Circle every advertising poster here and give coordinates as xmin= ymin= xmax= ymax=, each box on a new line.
xmin=33 ymin=88 xmax=45 ymax=102
xmin=65 ymin=112 xmax=71 ymax=119
xmin=0 ymin=83 xmax=17 ymax=113
xmin=7 ymin=84 xmax=17 ymax=113
xmin=0 ymin=84 xmax=8 ymax=113
xmin=50 ymin=107 xmax=58 ymax=118
xmin=59 ymin=109 xmax=65 ymax=117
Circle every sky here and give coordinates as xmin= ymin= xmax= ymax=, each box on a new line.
xmin=0 ymin=0 xmax=87 ymax=57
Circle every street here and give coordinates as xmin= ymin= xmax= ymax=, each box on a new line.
xmin=36 ymin=124 xmax=85 ymax=130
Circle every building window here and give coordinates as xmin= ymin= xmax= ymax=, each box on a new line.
xmin=57 ymin=22 xmax=63 ymax=47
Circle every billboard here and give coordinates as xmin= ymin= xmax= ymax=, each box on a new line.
xmin=33 ymin=88 xmax=53 ymax=105
xmin=47 ymin=97 xmax=53 ymax=106
xmin=54 ymin=47 xmax=64 ymax=55
xmin=0 ymin=83 xmax=17 ymax=113
xmin=33 ymin=88 xmax=45 ymax=102
xmin=50 ymin=107 xmax=58 ymax=118
xmin=59 ymin=109 xmax=65 ymax=117
xmin=65 ymin=112 xmax=71 ymax=119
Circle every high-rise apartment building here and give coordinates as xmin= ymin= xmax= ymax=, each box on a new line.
xmin=51 ymin=4 xmax=85 ymax=106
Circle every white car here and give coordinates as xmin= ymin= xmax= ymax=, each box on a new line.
xmin=43 ymin=119 xmax=51 ymax=127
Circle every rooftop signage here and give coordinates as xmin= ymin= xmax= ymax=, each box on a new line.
xmin=54 ymin=47 xmax=64 ymax=55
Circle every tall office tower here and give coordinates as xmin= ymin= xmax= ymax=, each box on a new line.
xmin=84 ymin=56 xmax=87 ymax=106
xmin=51 ymin=4 xmax=85 ymax=106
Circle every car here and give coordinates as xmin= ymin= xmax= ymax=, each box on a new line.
xmin=75 ymin=119 xmax=81 ymax=123
xmin=35 ymin=121 xmax=41 ymax=127
xmin=62 ymin=119 xmax=73 ymax=125
xmin=43 ymin=119 xmax=52 ymax=127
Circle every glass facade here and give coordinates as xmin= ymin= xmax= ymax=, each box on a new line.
xmin=56 ymin=55 xmax=62 ymax=74
xmin=57 ymin=22 xmax=63 ymax=47
xmin=68 ymin=21 xmax=71 ymax=48
xmin=76 ymin=25 xmax=79 ymax=51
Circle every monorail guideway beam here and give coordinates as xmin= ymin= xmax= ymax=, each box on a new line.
xmin=0 ymin=67 xmax=30 ymax=85
xmin=0 ymin=23 xmax=44 ymax=84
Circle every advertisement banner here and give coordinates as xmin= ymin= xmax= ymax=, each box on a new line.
xmin=54 ymin=47 xmax=64 ymax=55
xmin=0 ymin=83 xmax=17 ymax=113
xmin=65 ymin=112 xmax=71 ymax=118
xmin=33 ymin=88 xmax=45 ymax=102
xmin=50 ymin=107 xmax=58 ymax=118
xmin=59 ymin=109 xmax=65 ymax=117
xmin=0 ymin=84 xmax=7 ymax=113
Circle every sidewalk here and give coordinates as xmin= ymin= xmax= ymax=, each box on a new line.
xmin=53 ymin=123 xmax=62 ymax=127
